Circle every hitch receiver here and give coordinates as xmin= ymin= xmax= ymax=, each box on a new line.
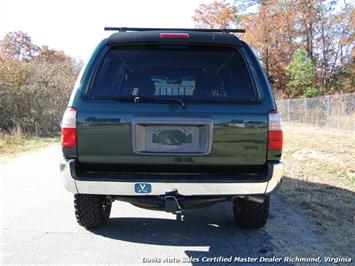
xmin=164 ymin=189 xmax=182 ymax=213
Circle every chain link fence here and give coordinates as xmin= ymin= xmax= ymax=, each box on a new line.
xmin=276 ymin=93 xmax=355 ymax=130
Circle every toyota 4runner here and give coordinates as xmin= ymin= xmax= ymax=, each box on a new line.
xmin=59 ymin=27 xmax=283 ymax=229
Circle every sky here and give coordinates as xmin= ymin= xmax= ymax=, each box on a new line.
xmin=0 ymin=0 xmax=209 ymax=60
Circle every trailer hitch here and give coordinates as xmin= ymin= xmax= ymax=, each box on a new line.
xmin=164 ymin=189 xmax=182 ymax=213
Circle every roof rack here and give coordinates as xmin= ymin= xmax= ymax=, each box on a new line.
xmin=104 ymin=27 xmax=245 ymax=33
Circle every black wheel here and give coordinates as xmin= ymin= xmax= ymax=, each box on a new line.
xmin=233 ymin=196 xmax=269 ymax=229
xmin=74 ymin=194 xmax=112 ymax=228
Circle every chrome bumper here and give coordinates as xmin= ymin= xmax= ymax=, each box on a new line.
xmin=59 ymin=159 xmax=283 ymax=196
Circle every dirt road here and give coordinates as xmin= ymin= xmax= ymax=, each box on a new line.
xmin=0 ymin=143 xmax=353 ymax=265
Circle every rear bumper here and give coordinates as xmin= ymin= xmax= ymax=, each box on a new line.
xmin=59 ymin=159 xmax=283 ymax=196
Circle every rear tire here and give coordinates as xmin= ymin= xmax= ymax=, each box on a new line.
xmin=233 ymin=196 xmax=269 ymax=229
xmin=74 ymin=194 xmax=112 ymax=228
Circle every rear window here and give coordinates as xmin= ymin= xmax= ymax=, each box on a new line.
xmin=89 ymin=44 xmax=256 ymax=101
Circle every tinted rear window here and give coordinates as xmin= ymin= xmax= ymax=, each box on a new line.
xmin=89 ymin=44 xmax=256 ymax=101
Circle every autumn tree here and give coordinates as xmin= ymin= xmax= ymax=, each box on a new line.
xmin=239 ymin=0 xmax=298 ymax=96
xmin=192 ymin=0 xmax=239 ymax=29
xmin=0 ymin=31 xmax=39 ymax=61
xmin=293 ymin=0 xmax=321 ymax=61
xmin=0 ymin=31 xmax=80 ymax=135
xmin=314 ymin=1 xmax=354 ymax=92
xmin=193 ymin=0 xmax=354 ymax=98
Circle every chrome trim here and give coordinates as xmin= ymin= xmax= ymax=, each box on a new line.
xmin=60 ymin=159 xmax=283 ymax=196
xmin=59 ymin=159 xmax=78 ymax=193
xmin=131 ymin=116 xmax=213 ymax=155
xmin=265 ymin=162 xmax=283 ymax=193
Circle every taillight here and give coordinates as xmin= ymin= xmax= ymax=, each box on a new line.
xmin=160 ymin=33 xmax=189 ymax=39
xmin=268 ymin=110 xmax=283 ymax=150
xmin=61 ymin=107 xmax=77 ymax=147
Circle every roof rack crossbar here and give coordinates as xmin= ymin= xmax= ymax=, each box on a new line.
xmin=104 ymin=27 xmax=245 ymax=33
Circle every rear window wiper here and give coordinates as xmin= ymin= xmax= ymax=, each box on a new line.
xmin=113 ymin=96 xmax=186 ymax=109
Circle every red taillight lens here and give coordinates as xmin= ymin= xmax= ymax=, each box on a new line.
xmin=61 ymin=107 xmax=77 ymax=147
xmin=268 ymin=110 xmax=283 ymax=150
xmin=61 ymin=128 xmax=76 ymax=147
xmin=268 ymin=130 xmax=283 ymax=150
xmin=160 ymin=33 xmax=189 ymax=39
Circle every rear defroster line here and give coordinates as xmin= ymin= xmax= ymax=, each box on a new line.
xmin=113 ymin=96 xmax=186 ymax=109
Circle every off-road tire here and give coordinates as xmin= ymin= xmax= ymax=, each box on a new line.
xmin=74 ymin=194 xmax=112 ymax=228
xmin=233 ymin=196 xmax=269 ymax=229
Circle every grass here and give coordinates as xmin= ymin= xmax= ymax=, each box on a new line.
xmin=0 ymin=127 xmax=59 ymax=159
xmin=281 ymin=124 xmax=355 ymax=190
xmin=279 ymin=124 xmax=355 ymax=254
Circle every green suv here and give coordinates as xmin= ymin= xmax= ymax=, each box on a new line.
xmin=59 ymin=27 xmax=283 ymax=229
